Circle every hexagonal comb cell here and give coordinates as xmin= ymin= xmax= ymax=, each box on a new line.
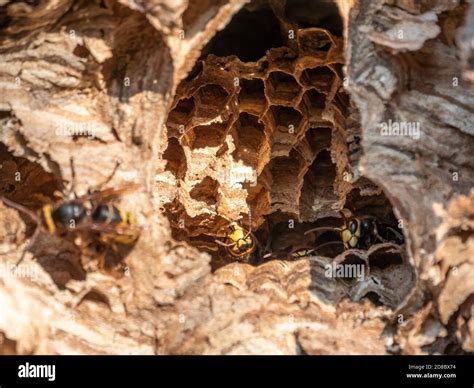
xmin=238 ymin=78 xmax=266 ymax=115
xmin=267 ymin=105 xmax=306 ymax=157
xmin=269 ymin=151 xmax=306 ymax=215
xmin=163 ymin=138 xmax=187 ymax=180
xmin=269 ymin=105 xmax=303 ymax=133
xmin=295 ymin=126 xmax=332 ymax=163
xmin=298 ymin=28 xmax=334 ymax=55
xmin=184 ymin=121 xmax=229 ymax=150
xmin=166 ymin=97 xmax=195 ymax=137
xmin=231 ymin=112 xmax=269 ymax=173
xmin=299 ymin=150 xmax=338 ymax=221
xmin=368 ymin=247 xmax=404 ymax=270
xmin=190 ymin=177 xmax=219 ymax=206
xmin=301 ymin=89 xmax=327 ymax=120
xmin=300 ymin=66 xmax=335 ymax=93
xmin=342 ymin=244 xmax=415 ymax=309
xmin=196 ymin=83 xmax=229 ymax=108
xmin=265 ymin=71 xmax=302 ymax=105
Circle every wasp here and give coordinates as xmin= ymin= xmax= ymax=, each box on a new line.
xmin=1 ymin=195 xmax=88 ymax=264
xmin=82 ymin=185 xmax=142 ymax=246
xmin=1 ymin=160 xmax=141 ymax=266
xmin=304 ymin=209 xmax=404 ymax=252
xmin=215 ymin=222 xmax=257 ymax=263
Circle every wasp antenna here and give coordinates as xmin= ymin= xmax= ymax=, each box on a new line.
xmin=339 ymin=208 xmax=353 ymax=221
xmin=15 ymin=249 xmax=28 ymax=267
xmin=1 ymin=197 xmax=41 ymax=225
xmin=14 ymin=224 xmax=41 ymax=267
xmin=372 ymin=222 xmax=392 ymax=244
xmin=97 ymin=160 xmax=122 ymax=190
xmin=304 ymin=226 xmax=341 ymax=235
xmin=243 ymin=227 xmax=253 ymax=239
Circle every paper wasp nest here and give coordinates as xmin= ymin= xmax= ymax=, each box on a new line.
xmin=0 ymin=0 xmax=472 ymax=356
xmin=164 ymin=30 xmax=346 ymax=226
xmin=158 ymin=1 xmax=415 ymax=309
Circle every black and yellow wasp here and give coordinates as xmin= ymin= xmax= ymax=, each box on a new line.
xmin=82 ymin=185 xmax=141 ymax=247
xmin=215 ymin=222 xmax=258 ymax=263
xmin=304 ymin=209 xmax=404 ymax=252
xmin=215 ymin=221 xmax=312 ymax=263
xmin=1 ymin=161 xmax=141 ymax=266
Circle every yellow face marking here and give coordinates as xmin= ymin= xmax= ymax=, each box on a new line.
xmin=226 ymin=223 xmax=255 ymax=257
xmin=341 ymin=219 xmax=361 ymax=249
xmin=228 ymin=223 xmax=245 ymax=241
xmin=42 ymin=205 xmax=56 ymax=234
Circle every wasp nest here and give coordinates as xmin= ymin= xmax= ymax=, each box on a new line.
xmin=0 ymin=0 xmax=471 ymax=356
xmin=164 ymin=34 xmax=347 ymax=221
xmin=156 ymin=1 xmax=415 ymax=309
xmin=162 ymin=22 xmax=343 ymax=237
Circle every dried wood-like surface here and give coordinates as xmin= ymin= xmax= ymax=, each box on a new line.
xmin=0 ymin=0 xmax=472 ymax=355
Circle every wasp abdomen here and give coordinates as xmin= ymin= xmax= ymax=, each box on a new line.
xmin=92 ymin=204 xmax=122 ymax=224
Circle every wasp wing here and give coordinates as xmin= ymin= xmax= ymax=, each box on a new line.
xmin=79 ymin=183 xmax=141 ymax=203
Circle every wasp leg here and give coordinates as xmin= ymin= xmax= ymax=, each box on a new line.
xmin=243 ymin=229 xmax=253 ymax=239
xmin=261 ymin=235 xmax=274 ymax=260
xmin=251 ymin=236 xmax=266 ymax=265
xmin=372 ymin=223 xmax=390 ymax=244
xmin=97 ymin=245 xmax=110 ymax=271
xmin=98 ymin=160 xmax=122 ymax=190
xmin=15 ymin=227 xmax=40 ymax=267
xmin=94 ymin=240 xmax=121 ymax=272
xmin=1 ymin=197 xmax=42 ymax=267
xmin=214 ymin=238 xmax=237 ymax=248
xmin=179 ymin=126 xmax=196 ymax=145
